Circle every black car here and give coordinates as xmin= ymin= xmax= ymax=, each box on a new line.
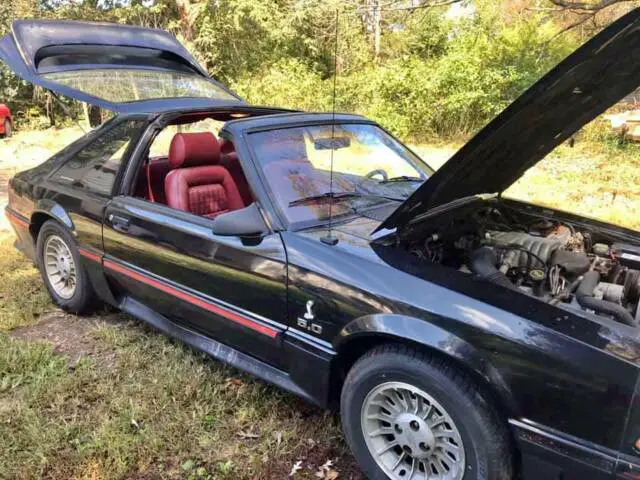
xmin=4 ymin=13 xmax=640 ymax=480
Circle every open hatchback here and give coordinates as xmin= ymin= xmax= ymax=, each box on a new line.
xmin=0 ymin=20 xmax=243 ymax=113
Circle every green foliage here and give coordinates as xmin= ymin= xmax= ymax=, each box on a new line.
xmin=232 ymin=58 xmax=331 ymax=111
xmin=234 ymin=5 xmax=578 ymax=139
xmin=0 ymin=0 xmax=581 ymax=138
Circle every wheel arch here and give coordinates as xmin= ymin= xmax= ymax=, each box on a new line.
xmin=331 ymin=314 xmax=519 ymax=420
xmin=30 ymin=200 xmax=75 ymax=241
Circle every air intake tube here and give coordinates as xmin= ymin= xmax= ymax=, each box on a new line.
xmin=576 ymin=271 xmax=636 ymax=326
xmin=470 ymin=247 xmax=516 ymax=290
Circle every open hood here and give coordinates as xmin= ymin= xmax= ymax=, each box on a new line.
xmin=378 ymin=8 xmax=640 ymax=233
xmin=0 ymin=20 xmax=242 ymax=113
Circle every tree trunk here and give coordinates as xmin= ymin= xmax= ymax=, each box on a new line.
xmin=45 ymin=92 xmax=56 ymax=128
xmin=372 ymin=0 xmax=381 ymax=61
xmin=84 ymin=104 xmax=103 ymax=128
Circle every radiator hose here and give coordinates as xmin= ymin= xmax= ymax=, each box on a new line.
xmin=575 ymin=271 xmax=636 ymax=326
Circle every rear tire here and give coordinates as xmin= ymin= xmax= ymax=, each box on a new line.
xmin=340 ymin=344 xmax=513 ymax=480
xmin=3 ymin=120 xmax=12 ymax=138
xmin=36 ymin=220 xmax=97 ymax=314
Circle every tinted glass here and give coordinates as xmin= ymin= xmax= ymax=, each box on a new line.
xmin=53 ymin=119 xmax=146 ymax=196
xmin=42 ymin=69 xmax=237 ymax=104
xmin=248 ymin=123 xmax=433 ymax=225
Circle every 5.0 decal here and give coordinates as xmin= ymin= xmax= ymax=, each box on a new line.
xmin=297 ymin=300 xmax=323 ymax=334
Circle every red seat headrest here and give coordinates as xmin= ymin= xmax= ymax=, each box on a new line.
xmin=219 ymin=138 xmax=235 ymax=156
xmin=169 ymin=132 xmax=220 ymax=169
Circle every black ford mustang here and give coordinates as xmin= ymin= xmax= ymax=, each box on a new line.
xmin=5 ymin=13 xmax=640 ymax=480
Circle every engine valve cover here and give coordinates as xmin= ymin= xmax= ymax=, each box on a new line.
xmin=487 ymin=231 xmax=562 ymax=268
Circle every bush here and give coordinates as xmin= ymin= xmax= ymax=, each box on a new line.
xmin=232 ymin=58 xmax=332 ymax=111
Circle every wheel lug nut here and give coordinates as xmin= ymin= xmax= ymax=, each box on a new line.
xmin=394 ymin=424 xmax=403 ymax=434
xmin=403 ymin=445 xmax=413 ymax=455
xmin=410 ymin=420 xmax=420 ymax=431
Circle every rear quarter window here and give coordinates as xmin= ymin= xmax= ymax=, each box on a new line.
xmin=52 ymin=119 xmax=146 ymax=196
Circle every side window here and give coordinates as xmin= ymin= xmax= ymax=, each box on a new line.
xmin=53 ymin=119 xmax=146 ymax=196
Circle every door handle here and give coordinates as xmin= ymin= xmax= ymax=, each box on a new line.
xmin=109 ymin=214 xmax=130 ymax=232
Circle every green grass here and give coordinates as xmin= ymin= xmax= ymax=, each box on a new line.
xmin=505 ymin=138 xmax=640 ymax=231
xmin=0 ymin=235 xmax=52 ymax=332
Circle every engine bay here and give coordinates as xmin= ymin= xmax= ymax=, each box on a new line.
xmin=405 ymin=203 xmax=640 ymax=327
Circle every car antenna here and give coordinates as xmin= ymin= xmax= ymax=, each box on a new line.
xmin=320 ymin=8 xmax=340 ymax=247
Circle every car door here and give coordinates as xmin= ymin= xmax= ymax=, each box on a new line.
xmin=102 ymin=196 xmax=288 ymax=368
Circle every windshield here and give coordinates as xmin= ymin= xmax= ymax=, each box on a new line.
xmin=248 ymin=123 xmax=433 ymax=225
xmin=41 ymin=69 xmax=238 ymax=104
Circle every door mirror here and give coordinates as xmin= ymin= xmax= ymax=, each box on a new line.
xmin=211 ymin=203 xmax=269 ymax=237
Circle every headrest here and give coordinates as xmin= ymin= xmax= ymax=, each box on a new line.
xmin=169 ymin=132 xmax=220 ymax=169
xmin=219 ymin=138 xmax=235 ymax=155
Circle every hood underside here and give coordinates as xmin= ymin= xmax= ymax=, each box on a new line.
xmin=378 ymin=8 xmax=640 ymax=232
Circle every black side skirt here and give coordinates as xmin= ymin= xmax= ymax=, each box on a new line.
xmin=121 ymin=296 xmax=316 ymax=404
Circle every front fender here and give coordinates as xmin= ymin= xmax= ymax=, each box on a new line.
xmin=336 ymin=314 xmax=519 ymax=416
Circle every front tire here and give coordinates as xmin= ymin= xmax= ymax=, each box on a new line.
xmin=36 ymin=220 xmax=97 ymax=314
xmin=341 ymin=344 xmax=513 ymax=480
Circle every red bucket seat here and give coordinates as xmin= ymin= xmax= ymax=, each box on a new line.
xmin=165 ymin=132 xmax=243 ymax=219
xmin=219 ymin=138 xmax=252 ymax=206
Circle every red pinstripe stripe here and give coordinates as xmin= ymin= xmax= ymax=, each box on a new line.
xmin=79 ymin=248 xmax=102 ymax=263
xmin=6 ymin=210 xmax=29 ymax=228
xmin=103 ymin=259 xmax=278 ymax=338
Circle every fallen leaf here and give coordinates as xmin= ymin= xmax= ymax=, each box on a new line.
xmin=237 ymin=429 xmax=260 ymax=439
xmin=227 ymin=378 xmax=244 ymax=387
xmin=289 ymin=460 xmax=303 ymax=477
xmin=320 ymin=460 xmax=334 ymax=469
xmin=315 ymin=459 xmax=339 ymax=479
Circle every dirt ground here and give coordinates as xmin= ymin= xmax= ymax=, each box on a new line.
xmin=9 ymin=309 xmax=123 ymax=367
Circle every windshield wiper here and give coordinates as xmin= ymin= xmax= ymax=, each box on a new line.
xmin=288 ymin=191 xmax=363 ymax=207
xmin=379 ymin=176 xmax=425 ymax=184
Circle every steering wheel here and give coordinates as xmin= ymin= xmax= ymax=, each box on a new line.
xmin=364 ymin=169 xmax=389 ymax=182
xmin=355 ymin=168 xmax=388 ymax=193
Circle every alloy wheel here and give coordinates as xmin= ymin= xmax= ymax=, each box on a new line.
xmin=361 ymin=381 xmax=466 ymax=480
xmin=44 ymin=234 xmax=77 ymax=299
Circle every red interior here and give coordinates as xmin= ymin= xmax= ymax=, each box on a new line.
xmin=134 ymin=133 xmax=254 ymax=218
xmin=134 ymin=156 xmax=172 ymax=204
xmin=165 ymin=165 xmax=244 ymax=218
xmin=219 ymin=138 xmax=253 ymax=206
xmin=163 ymin=132 xmax=244 ymax=218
